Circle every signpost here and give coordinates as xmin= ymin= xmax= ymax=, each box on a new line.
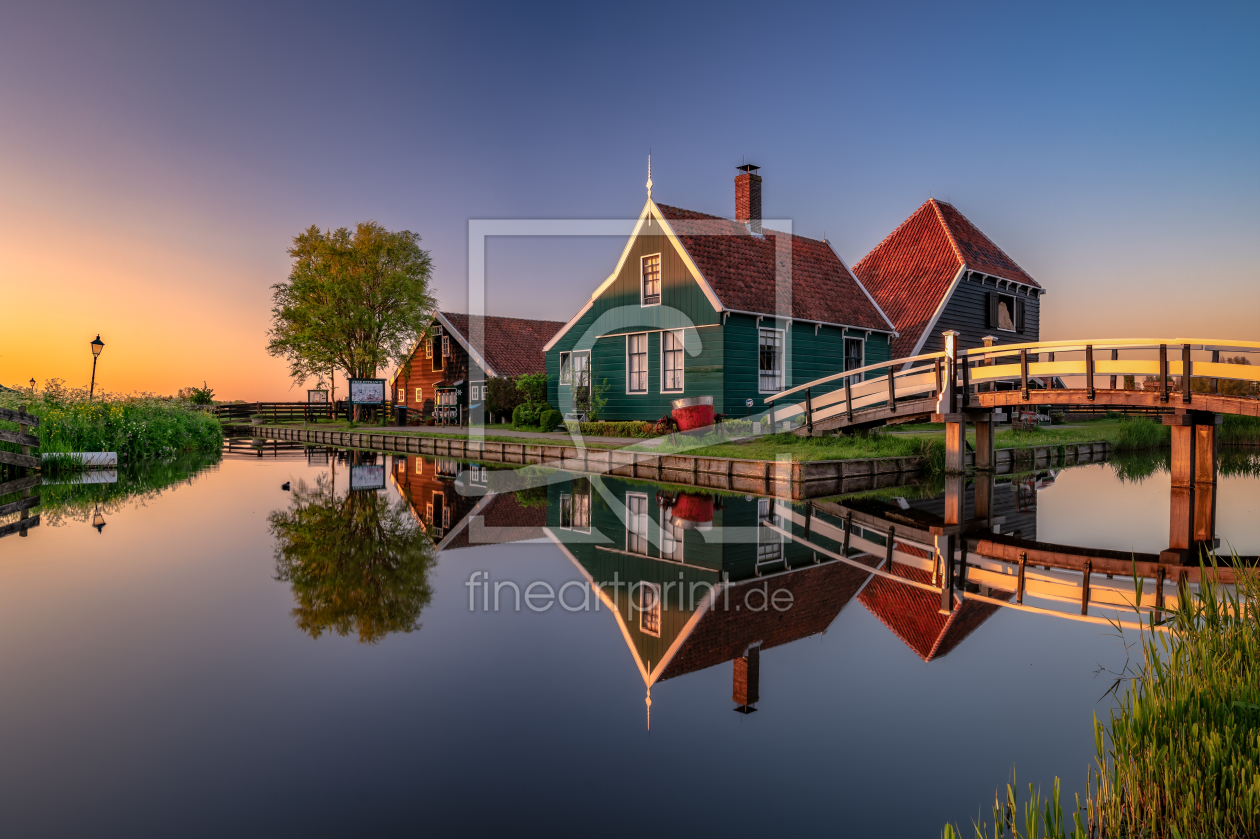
xmin=349 ymin=464 xmax=385 ymax=492
xmin=307 ymin=390 xmax=328 ymax=404
xmin=347 ymin=378 xmax=386 ymax=422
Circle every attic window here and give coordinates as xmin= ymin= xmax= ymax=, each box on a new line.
xmin=988 ymin=292 xmax=1026 ymax=333
xmin=641 ymin=254 xmax=661 ymax=306
xmin=638 ymin=582 xmax=661 ymax=637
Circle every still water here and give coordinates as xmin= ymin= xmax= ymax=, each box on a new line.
xmin=1 ymin=444 xmax=1257 ymax=837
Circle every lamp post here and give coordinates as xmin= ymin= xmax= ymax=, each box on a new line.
xmin=92 ymin=508 xmax=107 ymax=533
xmin=89 ymin=335 xmax=105 ymax=400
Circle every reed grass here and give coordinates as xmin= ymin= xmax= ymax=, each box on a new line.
xmin=945 ymin=557 xmax=1260 ymax=838
xmin=1221 ymin=415 xmax=1260 ymax=447
xmin=0 ymin=380 xmax=222 ymax=466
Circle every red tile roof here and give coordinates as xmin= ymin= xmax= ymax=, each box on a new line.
xmin=857 ymin=552 xmax=1011 ymax=662
xmin=658 ymin=556 xmax=880 ymax=682
xmin=440 ymin=312 xmax=565 ymax=378
xmin=655 ymin=204 xmax=894 ymax=332
xmin=443 ymin=492 xmax=547 ymax=550
xmin=852 ymin=199 xmax=1038 ymax=358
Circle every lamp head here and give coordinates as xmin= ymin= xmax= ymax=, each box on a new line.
xmin=91 ymin=335 xmax=104 ymax=357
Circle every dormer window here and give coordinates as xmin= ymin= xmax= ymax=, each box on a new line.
xmin=641 ymin=254 xmax=661 ymax=306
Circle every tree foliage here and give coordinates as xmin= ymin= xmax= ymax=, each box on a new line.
xmin=267 ymin=222 xmax=436 ymax=384
xmin=515 ymin=372 xmax=549 ymax=410
xmin=269 ymin=473 xmax=437 ymax=643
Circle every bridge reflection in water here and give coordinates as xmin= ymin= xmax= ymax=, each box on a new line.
xmin=384 ymin=454 xmax=1241 ymax=720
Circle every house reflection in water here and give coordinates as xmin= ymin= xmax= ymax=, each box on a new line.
xmin=388 ymin=457 xmax=1049 ymax=716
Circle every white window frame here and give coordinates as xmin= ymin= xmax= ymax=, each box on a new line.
xmin=568 ymin=351 xmax=589 ymax=388
xmin=414 ymin=386 xmax=423 ymax=402
xmin=844 ymin=336 xmax=865 ymax=387
xmin=758 ymin=327 xmax=785 ymax=394
xmin=638 ymin=582 xmax=661 ymax=637
xmin=659 ymin=504 xmax=684 ymax=563
xmin=640 ymin=253 xmax=662 ymax=307
xmin=626 ymin=492 xmax=650 ymax=555
xmin=661 ymin=329 xmax=684 ymax=393
xmin=626 ymin=333 xmax=649 ymax=395
xmin=470 ymin=385 xmax=479 ymax=400
xmin=559 ymin=352 xmax=572 ymax=385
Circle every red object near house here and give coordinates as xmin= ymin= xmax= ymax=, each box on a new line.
xmin=671 ymin=396 xmax=714 ymax=430
xmin=670 ymin=493 xmax=714 ymax=529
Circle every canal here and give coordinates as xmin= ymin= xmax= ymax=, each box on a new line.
xmin=0 ymin=443 xmax=1257 ymax=836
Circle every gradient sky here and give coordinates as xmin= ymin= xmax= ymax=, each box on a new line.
xmin=2 ymin=1 xmax=1257 ymax=399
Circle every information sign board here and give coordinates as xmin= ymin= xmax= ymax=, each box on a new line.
xmin=348 ymin=378 xmax=386 ymax=405
xmin=308 ymin=390 xmax=329 ymax=404
xmin=349 ymin=464 xmax=386 ymax=492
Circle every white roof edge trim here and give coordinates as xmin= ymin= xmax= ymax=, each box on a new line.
xmin=542 ymin=198 xmax=726 ymax=353
xmin=828 ymin=240 xmax=897 ymax=333
xmin=434 ymin=311 xmax=498 ymax=379
xmin=904 ymin=264 xmax=968 ymax=367
xmin=721 ymin=307 xmax=896 ymax=336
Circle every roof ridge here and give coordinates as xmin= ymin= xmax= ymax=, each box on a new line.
xmin=927 ymin=198 xmax=967 ymax=269
xmin=932 ymin=202 xmax=1037 ymax=286
xmin=853 ymin=198 xmax=960 ymax=272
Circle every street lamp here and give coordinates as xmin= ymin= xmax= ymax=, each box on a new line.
xmin=92 ymin=508 xmax=106 ymax=533
xmin=89 ymin=335 xmax=104 ymax=400
xmin=29 ymin=377 xmax=35 ymax=396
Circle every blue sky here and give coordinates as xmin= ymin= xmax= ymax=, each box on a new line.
xmin=2 ymin=0 xmax=1256 ymax=396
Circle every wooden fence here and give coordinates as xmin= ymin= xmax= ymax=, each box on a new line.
xmin=214 ymin=402 xmax=335 ymax=423
xmin=0 ymin=406 xmax=40 ymax=539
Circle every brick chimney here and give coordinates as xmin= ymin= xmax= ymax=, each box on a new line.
xmin=733 ymin=644 xmax=760 ymax=712
xmin=735 ymin=164 xmax=762 ymax=235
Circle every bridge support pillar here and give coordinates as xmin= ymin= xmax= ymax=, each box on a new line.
xmin=935 ymin=474 xmax=966 ymax=613
xmin=973 ymin=412 xmax=996 ymax=471
xmin=1161 ymin=412 xmax=1221 ymax=564
xmin=973 ymin=471 xmax=995 ymax=526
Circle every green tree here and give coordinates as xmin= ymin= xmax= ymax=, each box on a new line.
xmin=267 ymin=222 xmax=436 ymax=399
xmin=516 ymin=372 xmax=549 ymax=411
xmin=269 ymin=472 xmax=437 ymax=643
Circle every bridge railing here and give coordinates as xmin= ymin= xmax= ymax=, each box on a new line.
xmin=763 ymin=350 xmax=947 ymax=429
xmin=764 ymin=336 xmax=1260 ymax=431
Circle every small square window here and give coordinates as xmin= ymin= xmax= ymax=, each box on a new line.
xmin=641 ymin=254 xmax=661 ymax=306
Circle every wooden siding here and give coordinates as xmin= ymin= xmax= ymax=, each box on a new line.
xmin=393 ymin=321 xmax=481 ymax=415
xmin=921 ymin=273 xmax=1041 ymax=356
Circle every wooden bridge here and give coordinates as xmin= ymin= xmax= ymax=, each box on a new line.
xmin=766 ymin=334 xmax=1260 ymax=437
xmin=765 ymin=333 xmax=1260 ymax=569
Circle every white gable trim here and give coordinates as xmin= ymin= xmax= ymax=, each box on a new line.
xmin=434 ymin=311 xmax=498 ymax=379
xmin=905 ymin=264 xmax=968 ymax=365
xmin=541 ymin=198 xmax=725 ymax=353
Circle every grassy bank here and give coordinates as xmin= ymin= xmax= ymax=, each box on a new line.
xmin=944 ymin=561 xmax=1260 ymax=838
xmin=1 ymin=381 xmax=223 ymax=466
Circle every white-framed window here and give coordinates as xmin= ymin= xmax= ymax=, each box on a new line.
xmin=559 ymin=352 xmax=572 ymax=384
xmin=759 ymin=328 xmax=784 ymax=393
xmin=844 ymin=337 xmax=864 ymax=386
xmin=442 ymin=335 xmax=451 ymax=357
xmin=659 ymin=505 xmax=684 ymax=562
xmin=756 ymin=498 xmax=783 ymax=567
xmin=626 ymin=492 xmax=650 ymax=555
xmin=426 ymin=339 xmax=432 ymax=359
xmin=641 ymin=254 xmax=661 ymax=306
xmin=638 ymin=582 xmax=661 ymax=637
xmin=470 ymin=385 xmax=480 ymax=400
xmin=470 ymin=464 xmax=487 ymax=485
xmin=627 ymin=333 xmax=648 ymax=394
xmin=415 ymin=457 xmax=424 ymax=475
xmin=571 ymin=352 xmax=589 ymax=387
xmin=661 ymin=330 xmax=684 ymax=393
xmin=561 ymin=480 xmax=591 ymax=533
xmin=414 ymin=387 xmax=423 ymax=402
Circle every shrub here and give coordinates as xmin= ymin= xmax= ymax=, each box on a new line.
xmin=516 ymin=373 xmax=549 ymax=411
xmin=512 ymin=404 xmax=537 ymax=428
xmin=0 ymin=379 xmax=222 ymax=464
xmin=538 ymin=409 xmax=562 ymax=432
xmin=486 ymin=376 xmax=524 ymax=420
xmin=177 ymin=381 xmax=216 ymax=405
xmin=575 ymin=421 xmax=660 ymax=438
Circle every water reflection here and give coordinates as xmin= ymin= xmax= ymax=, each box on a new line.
xmin=269 ymin=468 xmax=436 ymax=644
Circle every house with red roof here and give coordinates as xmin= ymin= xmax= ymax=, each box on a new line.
xmin=392 ymin=312 xmax=564 ymax=423
xmin=853 ymin=199 xmax=1045 ymax=361
xmin=544 ymin=165 xmax=897 ymax=421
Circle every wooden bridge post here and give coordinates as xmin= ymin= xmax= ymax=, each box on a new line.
xmin=979 ymin=336 xmax=996 ymax=393
xmin=973 ymin=470 xmax=995 ymax=524
xmin=804 ymin=388 xmax=814 ymax=435
xmin=1162 ymin=411 xmax=1221 ymax=564
xmin=1211 ymin=349 xmax=1220 ymax=394
xmin=1182 ymin=344 xmax=1193 ymax=404
xmin=936 ymin=331 xmax=967 ymax=473
xmin=1020 ymin=349 xmax=1029 ymax=401
xmin=1159 ymin=344 xmax=1169 ymax=403
xmin=973 ymin=413 xmax=995 ymax=471
xmin=1110 ymin=348 xmax=1118 ymax=390
xmin=1085 ymin=345 xmax=1095 ymax=401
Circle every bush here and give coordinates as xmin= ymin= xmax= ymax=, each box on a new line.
xmin=538 ymin=409 xmax=562 ymax=432
xmin=575 ymin=421 xmax=661 ymax=438
xmin=0 ymin=379 xmax=223 ymax=464
xmin=512 ymin=404 xmax=537 ymax=428
xmin=486 ymin=376 xmax=524 ymax=420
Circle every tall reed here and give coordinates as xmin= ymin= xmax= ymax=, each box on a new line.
xmin=946 ymin=557 xmax=1260 ymax=838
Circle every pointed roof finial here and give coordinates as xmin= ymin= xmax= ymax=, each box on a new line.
xmin=646 ymin=153 xmax=653 ymax=199
xmin=646 ymin=688 xmax=652 ymax=732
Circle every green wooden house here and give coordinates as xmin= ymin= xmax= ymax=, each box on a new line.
xmin=543 ymin=166 xmax=897 ymax=422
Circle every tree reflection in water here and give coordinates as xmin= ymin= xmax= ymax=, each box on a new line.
xmin=270 ymin=475 xmax=436 ymax=643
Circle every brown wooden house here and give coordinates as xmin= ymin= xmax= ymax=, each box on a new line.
xmin=391 ymin=312 xmax=564 ymax=424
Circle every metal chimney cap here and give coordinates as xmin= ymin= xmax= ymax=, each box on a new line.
xmin=736 ymin=163 xmax=760 ymax=173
